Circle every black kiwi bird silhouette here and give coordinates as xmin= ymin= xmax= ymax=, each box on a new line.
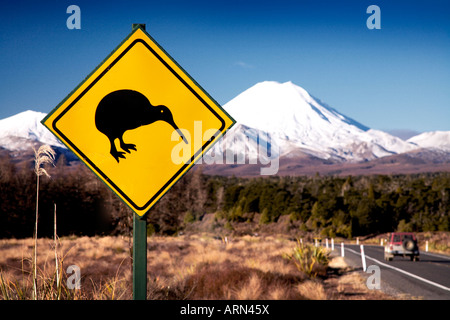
xmin=95 ymin=89 xmax=188 ymax=163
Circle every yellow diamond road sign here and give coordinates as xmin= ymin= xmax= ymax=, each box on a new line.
xmin=42 ymin=26 xmax=235 ymax=217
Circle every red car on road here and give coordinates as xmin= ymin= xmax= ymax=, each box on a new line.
xmin=384 ymin=232 xmax=420 ymax=261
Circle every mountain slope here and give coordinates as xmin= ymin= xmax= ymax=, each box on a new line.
xmin=0 ymin=110 xmax=65 ymax=151
xmin=408 ymin=131 xmax=450 ymax=152
xmin=1 ymin=83 xmax=449 ymax=176
xmin=220 ymin=81 xmax=417 ymax=162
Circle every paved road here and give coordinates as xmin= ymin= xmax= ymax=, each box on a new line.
xmin=334 ymin=244 xmax=450 ymax=300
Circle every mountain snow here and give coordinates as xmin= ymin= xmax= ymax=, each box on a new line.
xmin=0 ymin=110 xmax=65 ymax=151
xmin=408 ymin=131 xmax=450 ymax=152
xmin=219 ymin=81 xmax=418 ymax=162
xmin=0 ymin=82 xmax=448 ymax=165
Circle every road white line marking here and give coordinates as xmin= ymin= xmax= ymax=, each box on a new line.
xmin=345 ymin=247 xmax=450 ymax=293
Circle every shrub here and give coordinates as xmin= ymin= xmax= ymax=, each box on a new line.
xmin=259 ymin=208 xmax=271 ymax=225
xmin=183 ymin=211 xmax=196 ymax=224
xmin=284 ymin=241 xmax=330 ymax=278
xmin=397 ymin=219 xmax=413 ymax=232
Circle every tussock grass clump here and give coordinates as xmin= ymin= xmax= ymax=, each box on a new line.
xmin=179 ymin=261 xmax=304 ymax=300
xmin=283 ymin=240 xmax=330 ymax=278
xmin=297 ymin=280 xmax=328 ymax=300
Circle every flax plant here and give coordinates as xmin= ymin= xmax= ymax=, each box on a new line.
xmin=32 ymin=145 xmax=56 ymax=300
xmin=284 ymin=240 xmax=330 ymax=278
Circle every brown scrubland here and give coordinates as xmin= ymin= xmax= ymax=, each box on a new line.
xmin=0 ymin=234 xmax=402 ymax=300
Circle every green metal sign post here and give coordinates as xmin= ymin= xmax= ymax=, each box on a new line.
xmin=133 ymin=212 xmax=147 ymax=300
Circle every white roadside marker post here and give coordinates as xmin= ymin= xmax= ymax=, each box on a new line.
xmin=361 ymin=245 xmax=367 ymax=272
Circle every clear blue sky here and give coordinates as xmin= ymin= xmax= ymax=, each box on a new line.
xmin=1 ymin=0 xmax=449 ymax=133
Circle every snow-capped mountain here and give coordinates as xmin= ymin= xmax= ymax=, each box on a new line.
xmin=407 ymin=131 xmax=450 ymax=152
xmin=0 ymin=110 xmax=65 ymax=151
xmin=217 ymin=81 xmax=419 ymax=162
xmin=0 ymin=82 xmax=449 ymax=171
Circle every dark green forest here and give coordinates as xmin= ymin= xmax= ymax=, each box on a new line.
xmin=216 ymin=173 xmax=449 ymax=237
xmin=0 ymin=153 xmax=449 ymax=239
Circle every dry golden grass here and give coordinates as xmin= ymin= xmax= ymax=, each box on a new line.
xmin=0 ymin=236 xmax=132 ymax=299
xmin=145 ymin=234 xmax=306 ymax=300
xmin=297 ymin=280 xmax=328 ymax=300
xmin=0 ymin=234 xmax=399 ymax=300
